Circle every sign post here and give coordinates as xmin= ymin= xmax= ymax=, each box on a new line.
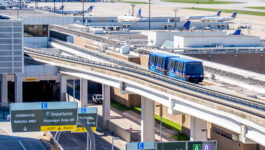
xmin=10 ymin=102 xmax=78 ymax=132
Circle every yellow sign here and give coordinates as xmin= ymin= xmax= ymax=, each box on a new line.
xmin=25 ymin=78 xmax=38 ymax=81
xmin=40 ymin=125 xmax=76 ymax=132
xmin=71 ymin=127 xmax=96 ymax=133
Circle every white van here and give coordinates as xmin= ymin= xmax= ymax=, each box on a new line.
xmin=92 ymin=94 xmax=103 ymax=104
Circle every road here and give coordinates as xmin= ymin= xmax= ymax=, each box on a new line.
xmin=0 ymin=120 xmax=47 ymax=150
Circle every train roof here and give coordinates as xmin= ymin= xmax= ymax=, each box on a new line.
xmin=169 ymin=57 xmax=202 ymax=63
xmin=149 ymin=52 xmax=177 ymax=58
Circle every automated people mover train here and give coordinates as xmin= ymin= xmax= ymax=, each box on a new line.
xmin=148 ymin=53 xmax=204 ymax=83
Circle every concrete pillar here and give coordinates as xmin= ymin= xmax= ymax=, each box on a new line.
xmin=80 ymin=78 xmax=88 ymax=107
xmin=190 ymin=116 xmax=207 ymax=141
xmin=60 ymin=76 xmax=67 ymax=101
xmin=102 ymin=84 xmax=110 ymax=129
xmin=141 ymin=96 xmax=155 ymax=142
xmin=1 ymin=74 xmax=8 ymax=106
xmin=15 ymin=73 xmax=22 ymax=103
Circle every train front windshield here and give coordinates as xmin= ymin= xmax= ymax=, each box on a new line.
xmin=186 ymin=63 xmax=203 ymax=74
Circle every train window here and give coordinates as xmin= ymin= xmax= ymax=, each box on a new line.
xmin=174 ymin=61 xmax=179 ymax=70
xmin=180 ymin=62 xmax=184 ymax=71
xmin=150 ymin=55 xmax=155 ymax=64
xmin=168 ymin=60 xmax=175 ymax=68
xmin=160 ymin=58 xmax=165 ymax=66
xmin=186 ymin=63 xmax=203 ymax=74
xmin=155 ymin=56 xmax=160 ymax=65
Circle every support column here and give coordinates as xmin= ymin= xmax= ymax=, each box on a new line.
xmin=80 ymin=78 xmax=88 ymax=107
xmin=190 ymin=116 xmax=207 ymax=141
xmin=102 ymin=84 xmax=110 ymax=129
xmin=141 ymin=96 xmax=155 ymax=142
xmin=60 ymin=76 xmax=67 ymax=101
xmin=1 ymin=74 xmax=8 ymax=106
xmin=15 ymin=73 xmax=22 ymax=103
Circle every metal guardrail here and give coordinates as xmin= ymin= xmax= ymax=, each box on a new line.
xmin=24 ymin=46 xmax=265 ymax=119
xmin=49 ymin=25 xmax=121 ymax=45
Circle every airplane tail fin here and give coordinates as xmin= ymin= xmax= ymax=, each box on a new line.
xmin=181 ymin=21 xmax=191 ymax=31
xmin=137 ymin=8 xmax=142 ymax=18
xmin=217 ymin=10 xmax=222 ymax=16
xmin=88 ymin=5 xmax=93 ymax=10
xmin=231 ymin=12 xmax=237 ymax=18
xmin=59 ymin=5 xmax=64 ymax=10
xmin=233 ymin=29 xmax=241 ymax=35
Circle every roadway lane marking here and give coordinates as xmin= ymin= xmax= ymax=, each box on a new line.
xmin=18 ymin=141 xmax=26 ymax=150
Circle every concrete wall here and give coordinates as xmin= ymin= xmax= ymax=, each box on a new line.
xmin=98 ymin=115 xmax=131 ymax=142
xmin=110 ymin=87 xmax=141 ymax=107
xmin=174 ymin=35 xmax=260 ymax=48
xmin=107 ymin=52 xmax=140 ymax=64
xmin=73 ymin=36 xmax=95 ymax=48
xmin=187 ymin=53 xmax=265 ymax=74
xmin=22 ymin=16 xmax=74 ymax=25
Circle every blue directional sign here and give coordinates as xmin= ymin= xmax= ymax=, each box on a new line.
xmin=126 ymin=141 xmax=155 ymax=150
xmin=138 ymin=143 xmax=144 ymax=149
xmin=72 ymin=107 xmax=98 ymax=133
xmin=41 ymin=102 xmax=47 ymax=109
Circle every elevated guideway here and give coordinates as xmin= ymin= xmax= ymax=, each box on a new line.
xmin=24 ymin=46 xmax=265 ymax=146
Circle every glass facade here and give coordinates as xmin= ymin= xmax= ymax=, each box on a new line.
xmin=24 ymin=25 xmax=48 ymax=37
xmin=0 ymin=21 xmax=23 ymax=74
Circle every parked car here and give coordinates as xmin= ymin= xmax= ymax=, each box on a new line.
xmin=92 ymin=94 xmax=103 ymax=104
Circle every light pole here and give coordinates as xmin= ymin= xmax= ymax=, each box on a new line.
xmin=61 ymin=0 xmax=64 ymax=15
xmin=111 ymin=137 xmax=120 ymax=150
xmin=173 ymin=8 xmax=178 ymax=29
xmin=82 ymin=0 xmax=85 ymax=26
xmin=148 ymin=0 xmax=151 ymax=30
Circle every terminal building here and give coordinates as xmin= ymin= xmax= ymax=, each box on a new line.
xmin=174 ymin=35 xmax=261 ymax=48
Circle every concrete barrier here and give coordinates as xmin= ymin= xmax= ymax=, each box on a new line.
xmin=65 ymin=93 xmax=81 ymax=107
xmin=98 ymin=115 xmax=131 ymax=142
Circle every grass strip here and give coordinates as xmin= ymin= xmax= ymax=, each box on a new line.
xmin=186 ymin=7 xmax=265 ymax=16
xmin=172 ymin=133 xmax=189 ymax=141
xmin=116 ymin=0 xmax=149 ymax=4
xmin=161 ymin=0 xmax=234 ymax=4
xmin=245 ymin=7 xmax=265 ymax=10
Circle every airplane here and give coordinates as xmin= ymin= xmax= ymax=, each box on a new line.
xmin=57 ymin=5 xmax=94 ymax=16
xmin=187 ymin=10 xmax=222 ymax=20
xmin=229 ymin=29 xmax=241 ymax=35
xmin=117 ymin=8 xmax=143 ymax=22
xmin=180 ymin=21 xmax=191 ymax=31
xmin=201 ymin=12 xmax=238 ymax=22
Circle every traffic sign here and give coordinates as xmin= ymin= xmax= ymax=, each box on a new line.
xmin=10 ymin=102 xmax=78 ymax=132
xmin=156 ymin=141 xmax=216 ymax=150
xmin=187 ymin=141 xmax=217 ymax=150
xmin=72 ymin=107 xmax=98 ymax=133
xmin=126 ymin=141 xmax=155 ymax=150
xmin=156 ymin=141 xmax=186 ymax=150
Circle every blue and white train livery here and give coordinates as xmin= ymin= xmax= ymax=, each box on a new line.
xmin=148 ymin=52 xmax=204 ymax=83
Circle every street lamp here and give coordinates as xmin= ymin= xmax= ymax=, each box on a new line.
xmin=112 ymin=137 xmax=120 ymax=150
xmin=148 ymin=0 xmax=151 ymax=30
xmin=82 ymin=0 xmax=85 ymax=26
xmin=173 ymin=8 xmax=178 ymax=29
xmin=131 ymin=4 xmax=135 ymax=16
